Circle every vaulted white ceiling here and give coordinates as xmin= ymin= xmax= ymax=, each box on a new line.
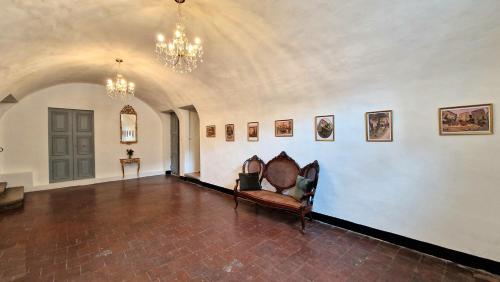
xmin=1 ymin=0 xmax=500 ymax=113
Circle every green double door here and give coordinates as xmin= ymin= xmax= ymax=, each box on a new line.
xmin=49 ymin=108 xmax=95 ymax=183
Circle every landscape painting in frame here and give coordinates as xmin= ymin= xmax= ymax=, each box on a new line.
xmin=365 ymin=110 xmax=393 ymax=142
xmin=206 ymin=125 xmax=216 ymax=138
xmin=315 ymin=115 xmax=334 ymax=141
xmin=439 ymin=104 xmax=493 ymax=135
xmin=225 ymin=124 xmax=235 ymax=141
xmin=275 ymin=119 xmax=293 ymax=137
xmin=247 ymin=122 xmax=259 ymax=141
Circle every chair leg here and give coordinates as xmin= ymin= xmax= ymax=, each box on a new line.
xmin=234 ymin=195 xmax=239 ymax=209
xmin=308 ymin=212 xmax=313 ymax=222
xmin=300 ymin=212 xmax=306 ymax=233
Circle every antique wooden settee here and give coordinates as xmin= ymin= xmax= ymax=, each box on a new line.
xmin=233 ymin=152 xmax=319 ymax=232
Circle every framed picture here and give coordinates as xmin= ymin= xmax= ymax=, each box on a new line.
xmin=365 ymin=110 xmax=393 ymax=142
xmin=206 ymin=125 xmax=216 ymax=138
xmin=315 ymin=115 xmax=335 ymax=141
xmin=275 ymin=119 xmax=293 ymax=137
xmin=247 ymin=122 xmax=259 ymax=141
xmin=439 ymin=104 xmax=493 ymax=135
xmin=225 ymin=124 xmax=235 ymax=141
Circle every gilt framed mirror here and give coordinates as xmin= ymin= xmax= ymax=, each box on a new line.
xmin=120 ymin=105 xmax=138 ymax=144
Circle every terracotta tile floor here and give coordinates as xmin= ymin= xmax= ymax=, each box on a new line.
xmin=0 ymin=176 xmax=498 ymax=282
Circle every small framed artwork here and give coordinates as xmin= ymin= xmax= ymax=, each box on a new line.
xmin=315 ymin=115 xmax=335 ymax=141
xmin=225 ymin=124 xmax=235 ymax=141
xmin=247 ymin=122 xmax=259 ymax=141
xmin=206 ymin=125 xmax=216 ymax=138
xmin=439 ymin=104 xmax=493 ymax=135
xmin=275 ymin=119 xmax=293 ymax=137
xmin=365 ymin=110 xmax=393 ymax=142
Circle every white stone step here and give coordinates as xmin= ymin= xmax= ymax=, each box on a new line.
xmin=0 ymin=186 xmax=24 ymax=209
xmin=0 ymin=182 xmax=6 ymax=194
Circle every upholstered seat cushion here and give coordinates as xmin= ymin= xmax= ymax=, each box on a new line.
xmin=239 ymin=190 xmax=303 ymax=210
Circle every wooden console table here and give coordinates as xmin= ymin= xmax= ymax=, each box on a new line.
xmin=120 ymin=158 xmax=140 ymax=178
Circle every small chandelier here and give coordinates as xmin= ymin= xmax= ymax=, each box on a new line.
xmin=106 ymin=59 xmax=135 ymax=99
xmin=155 ymin=0 xmax=203 ymax=73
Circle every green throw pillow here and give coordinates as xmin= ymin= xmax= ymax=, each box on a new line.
xmin=290 ymin=175 xmax=313 ymax=201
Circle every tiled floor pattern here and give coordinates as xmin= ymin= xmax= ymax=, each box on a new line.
xmin=0 ymin=176 xmax=498 ymax=281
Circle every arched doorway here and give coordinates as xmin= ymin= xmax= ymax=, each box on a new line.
xmin=180 ymin=105 xmax=200 ymax=180
xmin=170 ymin=112 xmax=180 ymax=175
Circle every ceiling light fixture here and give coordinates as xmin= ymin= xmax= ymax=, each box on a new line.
xmin=155 ymin=0 xmax=203 ymax=73
xmin=106 ymin=58 xmax=135 ymax=100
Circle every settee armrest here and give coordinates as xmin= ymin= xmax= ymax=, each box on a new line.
xmin=301 ymin=188 xmax=317 ymax=205
xmin=233 ymin=179 xmax=240 ymax=192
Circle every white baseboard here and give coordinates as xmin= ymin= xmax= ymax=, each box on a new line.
xmin=28 ymin=170 xmax=165 ymax=193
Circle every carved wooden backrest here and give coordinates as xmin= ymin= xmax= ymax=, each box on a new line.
xmin=242 ymin=155 xmax=266 ymax=181
xmin=263 ymin=151 xmax=300 ymax=194
xmin=300 ymin=160 xmax=320 ymax=193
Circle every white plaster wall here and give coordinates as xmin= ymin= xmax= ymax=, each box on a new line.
xmin=0 ymin=83 xmax=165 ymax=191
xmin=199 ymin=87 xmax=500 ymax=262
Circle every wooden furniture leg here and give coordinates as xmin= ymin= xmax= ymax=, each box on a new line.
xmin=300 ymin=209 xmax=306 ymax=233
xmin=137 ymin=161 xmax=140 ymax=177
xmin=121 ymin=163 xmax=125 ymax=178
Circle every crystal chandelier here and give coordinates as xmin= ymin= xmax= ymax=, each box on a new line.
xmin=155 ymin=0 xmax=203 ymax=73
xmin=106 ymin=59 xmax=135 ymax=99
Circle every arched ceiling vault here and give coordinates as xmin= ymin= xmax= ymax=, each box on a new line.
xmin=1 ymin=0 xmax=500 ymax=115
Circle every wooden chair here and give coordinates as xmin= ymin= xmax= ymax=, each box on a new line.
xmin=234 ymin=152 xmax=319 ymax=232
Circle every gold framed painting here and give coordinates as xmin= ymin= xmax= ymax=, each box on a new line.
xmin=315 ymin=115 xmax=334 ymax=141
xmin=365 ymin=110 xmax=393 ymax=142
xmin=247 ymin=122 xmax=259 ymax=141
xmin=206 ymin=125 xmax=216 ymax=138
xmin=439 ymin=104 xmax=493 ymax=135
xmin=275 ymin=119 xmax=293 ymax=137
xmin=225 ymin=124 xmax=235 ymax=141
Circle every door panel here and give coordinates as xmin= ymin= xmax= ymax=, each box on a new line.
xmin=49 ymin=108 xmax=95 ymax=183
xmin=170 ymin=113 xmax=180 ymax=175
xmin=49 ymin=109 xmax=73 ymax=183
xmin=73 ymin=110 xmax=95 ymax=180
xmin=75 ymin=158 xmax=94 ymax=179
xmin=76 ymin=136 xmax=93 ymax=155
xmin=51 ymin=159 xmax=72 ymax=181
xmin=51 ymin=136 xmax=70 ymax=156
xmin=51 ymin=111 xmax=70 ymax=132
xmin=76 ymin=112 xmax=93 ymax=132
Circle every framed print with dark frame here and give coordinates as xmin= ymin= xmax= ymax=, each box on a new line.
xmin=247 ymin=122 xmax=259 ymax=141
xmin=225 ymin=124 xmax=235 ymax=141
xmin=275 ymin=119 xmax=293 ymax=137
xmin=315 ymin=115 xmax=334 ymax=141
xmin=206 ymin=125 xmax=216 ymax=138
xmin=439 ymin=104 xmax=493 ymax=135
xmin=365 ymin=110 xmax=393 ymax=142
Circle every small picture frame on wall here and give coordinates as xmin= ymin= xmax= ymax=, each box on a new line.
xmin=315 ymin=115 xmax=334 ymax=141
xmin=439 ymin=104 xmax=493 ymax=135
xmin=275 ymin=119 xmax=293 ymax=137
xmin=225 ymin=124 xmax=235 ymax=141
xmin=365 ymin=110 xmax=393 ymax=142
xmin=206 ymin=125 xmax=216 ymax=138
xmin=247 ymin=122 xmax=259 ymax=141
